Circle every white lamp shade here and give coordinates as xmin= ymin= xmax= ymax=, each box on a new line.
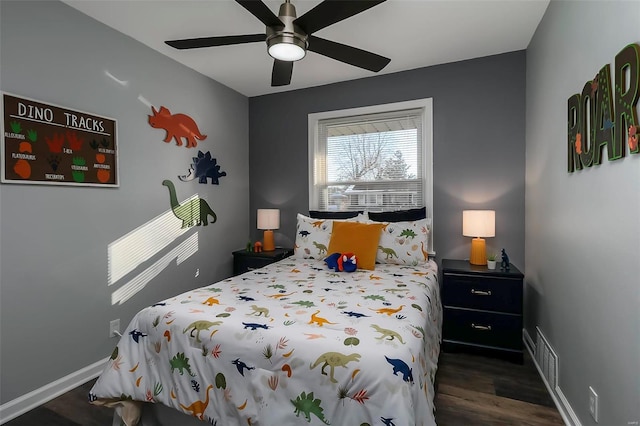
xmin=462 ymin=210 xmax=495 ymax=238
xmin=257 ymin=209 xmax=280 ymax=230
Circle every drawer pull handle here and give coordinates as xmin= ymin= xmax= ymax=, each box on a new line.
xmin=471 ymin=289 xmax=492 ymax=296
xmin=471 ymin=323 xmax=492 ymax=331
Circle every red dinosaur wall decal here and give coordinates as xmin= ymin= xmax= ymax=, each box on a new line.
xmin=148 ymin=106 xmax=207 ymax=148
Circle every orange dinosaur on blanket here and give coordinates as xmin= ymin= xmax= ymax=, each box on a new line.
xmin=370 ymin=305 xmax=405 ymax=316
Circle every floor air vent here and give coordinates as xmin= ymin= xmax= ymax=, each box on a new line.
xmin=535 ymin=326 xmax=558 ymax=389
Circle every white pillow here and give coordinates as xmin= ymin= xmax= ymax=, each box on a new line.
xmin=293 ymin=213 xmax=368 ymax=259
xmin=375 ymin=218 xmax=430 ymax=265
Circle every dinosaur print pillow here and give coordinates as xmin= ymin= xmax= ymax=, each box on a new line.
xmin=375 ymin=218 xmax=430 ymax=265
xmin=294 ymin=213 xmax=367 ymax=260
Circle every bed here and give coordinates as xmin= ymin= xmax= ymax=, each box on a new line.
xmin=90 ymin=213 xmax=442 ymax=426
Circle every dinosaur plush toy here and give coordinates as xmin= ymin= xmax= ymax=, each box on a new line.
xmin=325 ymin=252 xmax=358 ymax=272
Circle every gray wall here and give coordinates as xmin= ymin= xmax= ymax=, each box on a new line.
xmin=525 ymin=1 xmax=639 ymax=424
xmin=0 ymin=1 xmax=250 ymax=403
xmin=249 ymin=51 xmax=526 ymax=267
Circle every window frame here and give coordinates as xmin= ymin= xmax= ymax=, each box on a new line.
xmin=308 ymin=98 xmax=434 ymax=254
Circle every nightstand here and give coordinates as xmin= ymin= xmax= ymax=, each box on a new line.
xmin=232 ymin=247 xmax=293 ymax=276
xmin=441 ymin=258 xmax=524 ymax=363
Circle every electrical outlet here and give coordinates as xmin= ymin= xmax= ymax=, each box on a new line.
xmin=589 ymin=386 xmax=599 ymax=422
xmin=109 ymin=319 xmax=120 ymax=338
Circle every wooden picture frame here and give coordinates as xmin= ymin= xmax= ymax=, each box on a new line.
xmin=1 ymin=92 xmax=119 ymax=187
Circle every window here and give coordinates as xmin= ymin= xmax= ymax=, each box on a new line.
xmin=308 ymin=98 xmax=433 ymax=216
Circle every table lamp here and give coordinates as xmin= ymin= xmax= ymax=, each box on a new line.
xmin=462 ymin=210 xmax=495 ymax=266
xmin=257 ymin=209 xmax=280 ymax=252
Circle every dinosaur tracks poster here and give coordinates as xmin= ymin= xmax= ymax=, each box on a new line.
xmin=1 ymin=92 xmax=118 ymax=187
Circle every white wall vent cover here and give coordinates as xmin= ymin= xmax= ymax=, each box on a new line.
xmin=535 ymin=326 xmax=558 ymax=389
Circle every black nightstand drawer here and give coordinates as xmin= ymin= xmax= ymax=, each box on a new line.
xmin=235 ymin=256 xmax=276 ymax=273
xmin=232 ymin=248 xmax=293 ymax=276
xmin=442 ymin=274 xmax=522 ymax=314
xmin=443 ymin=308 xmax=522 ymax=350
xmin=441 ymin=259 xmax=524 ymax=363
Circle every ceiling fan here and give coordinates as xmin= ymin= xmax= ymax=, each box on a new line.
xmin=165 ymin=0 xmax=391 ymax=87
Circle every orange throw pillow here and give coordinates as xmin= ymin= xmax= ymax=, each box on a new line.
xmin=327 ymin=221 xmax=384 ymax=270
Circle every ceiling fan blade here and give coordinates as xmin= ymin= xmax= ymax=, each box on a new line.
xmin=308 ymin=36 xmax=390 ymax=72
xmin=236 ymin=0 xmax=283 ymax=28
xmin=294 ymin=0 xmax=386 ymax=35
xmin=166 ymin=34 xmax=266 ymax=50
xmin=272 ymin=59 xmax=293 ymax=86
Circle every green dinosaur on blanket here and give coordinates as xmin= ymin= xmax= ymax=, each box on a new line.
xmin=310 ymin=351 xmax=360 ymax=383
xmin=170 ymin=352 xmax=196 ymax=376
xmin=371 ymin=324 xmax=405 ymax=343
xmin=291 ymin=391 xmax=331 ymax=425
xmin=292 ymin=300 xmax=316 ymax=308
xmin=247 ymin=304 xmax=270 ymax=317
xmin=183 ymin=320 xmax=222 ymax=343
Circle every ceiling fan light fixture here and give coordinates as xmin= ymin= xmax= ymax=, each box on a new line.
xmin=267 ymin=33 xmax=306 ymax=61
xmin=164 ymin=0 xmax=390 ymax=87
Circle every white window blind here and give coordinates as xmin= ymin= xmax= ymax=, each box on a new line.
xmin=313 ymin=108 xmax=424 ymax=212
xmin=308 ymin=98 xmax=434 ymax=254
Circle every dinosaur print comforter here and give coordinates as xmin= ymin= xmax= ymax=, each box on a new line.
xmin=90 ymin=258 xmax=442 ymax=426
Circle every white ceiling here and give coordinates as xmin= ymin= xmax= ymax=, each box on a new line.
xmin=61 ymin=0 xmax=549 ymax=97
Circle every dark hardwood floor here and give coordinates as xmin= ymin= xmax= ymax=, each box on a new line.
xmin=434 ymin=351 xmax=564 ymax=425
xmin=5 ymin=350 xmax=564 ymax=425
xmin=3 ymin=380 xmax=113 ymax=426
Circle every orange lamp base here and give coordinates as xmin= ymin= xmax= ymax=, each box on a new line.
xmin=469 ymin=238 xmax=487 ymax=265
xmin=262 ymin=230 xmax=275 ymax=252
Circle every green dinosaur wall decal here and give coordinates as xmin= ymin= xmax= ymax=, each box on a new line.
xmin=162 ymin=179 xmax=216 ymax=228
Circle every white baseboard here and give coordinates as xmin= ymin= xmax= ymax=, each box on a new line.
xmin=0 ymin=357 xmax=109 ymax=424
xmin=523 ymin=328 xmax=581 ymax=426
